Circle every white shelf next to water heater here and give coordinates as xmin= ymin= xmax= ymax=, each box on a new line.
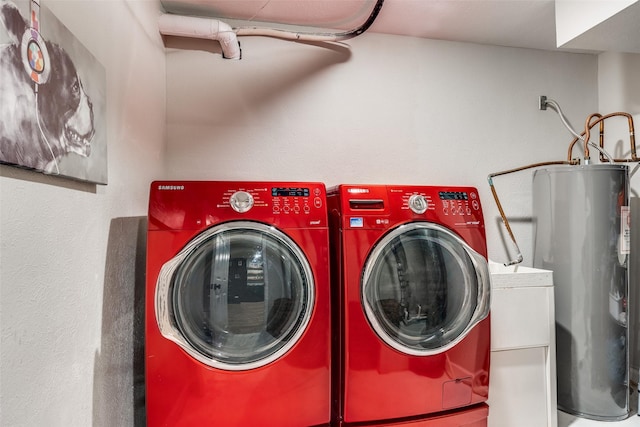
xmin=488 ymin=262 xmax=557 ymax=427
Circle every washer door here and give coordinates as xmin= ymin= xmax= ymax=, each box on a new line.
xmin=156 ymin=221 xmax=314 ymax=370
xmin=362 ymin=222 xmax=490 ymax=356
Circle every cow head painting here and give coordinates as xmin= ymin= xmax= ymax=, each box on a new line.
xmin=0 ymin=0 xmax=98 ymax=178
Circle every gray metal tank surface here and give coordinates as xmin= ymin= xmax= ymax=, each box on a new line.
xmin=532 ymin=164 xmax=630 ymax=421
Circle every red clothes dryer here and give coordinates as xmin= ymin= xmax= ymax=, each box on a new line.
xmin=328 ymin=185 xmax=491 ymax=426
xmin=146 ymin=181 xmax=331 ymax=427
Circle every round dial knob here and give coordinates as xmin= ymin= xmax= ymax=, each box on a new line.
xmin=230 ymin=191 xmax=254 ymax=213
xmin=408 ymin=194 xmax=428 ymax=214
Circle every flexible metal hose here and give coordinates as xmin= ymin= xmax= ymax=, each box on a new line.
xmin=235 ymin=0 xmax=385 ymax=42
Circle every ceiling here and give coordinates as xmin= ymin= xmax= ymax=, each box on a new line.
xmin=159 ymin=0 xmax=561 ymax=52
xmin=368 ymin=0 xmax=558 ymax=51
xmin=159 ymin=0 xmax=640 ymax=54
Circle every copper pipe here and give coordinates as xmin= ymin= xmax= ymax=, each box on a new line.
xmin=567 ymin=112 xmax=637 ymax=163
xmin=598 ymin=115 xmax=605 ymax=155
xmin=487 ymin=160 xmax=573 ymax=266
xmin=630 ymin=128 xmax=636 ymax=161
xmin=589 ymin=112 xmax=638 ymax=162
xmin=489 ymin=160 xmax=576 ymax=180
xmin=567 ymin=114 xmax=603 ymax=162
xmin=488 ymin=181 xmax=522 ymax=266
xmin=582 ymin=113 xmax=601 ymax=161
xmin=488 ymin=107 xmax=638 ymax=266
xmin=567 ymin=132 xmax=585 ymax=162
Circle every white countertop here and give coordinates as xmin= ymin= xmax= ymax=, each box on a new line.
xmin=489 ymin=260 xmax=553 ymax=289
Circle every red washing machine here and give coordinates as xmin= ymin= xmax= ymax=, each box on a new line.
xmin=145 ymin=181 xmax=331 ymax=427
xmin=328 ymin=185 xmax=491 ymax=427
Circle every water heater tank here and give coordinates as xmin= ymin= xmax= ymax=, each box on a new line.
xmin=532 ymin=164 xmax=630 ymax=421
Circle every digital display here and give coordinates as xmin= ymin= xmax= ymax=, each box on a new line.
xmin=439 ymin=191 xmax=468 ymax=201
xmin=272 ymin=187 xmax=309 ymax=197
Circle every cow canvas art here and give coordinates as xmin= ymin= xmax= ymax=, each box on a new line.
xmin=0 ymin=0 xmax=106 ymax=184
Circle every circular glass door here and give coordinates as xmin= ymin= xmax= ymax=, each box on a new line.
xmin=362 ymin=222 xmax=489 ymax=356
xmin=156 ymin=221 xmax=314 ymax=370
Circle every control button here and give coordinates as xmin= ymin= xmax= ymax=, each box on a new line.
xmin=472 ymin=200 xmax=480 ymax=210
xmin=304 ymin=205 xmax=310 ymax=213
xmin=230 ymin=191 xmax=254 ymax=213
xmin=283 ymin=205 xmax=290 ymax=213
xmin=294 ymin=205 xmax=300 ymax=213
xmin=409 ymin=195 xmax=428 ymax=214
xmin=314 ymin=197 xmax=323 ymax=208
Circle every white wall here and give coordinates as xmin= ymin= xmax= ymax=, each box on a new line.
xmin=2 ymin=4 xmax=638 ymax=424
xmin=597 ymin=51 xmax=640 ymax=378
xmin=167 ymin=31 xmax=640 ymax=395
xmin=165 ymin=33 xmax=599 ymax=265
xmin=0 ymin=0 xmax=165 ymax=426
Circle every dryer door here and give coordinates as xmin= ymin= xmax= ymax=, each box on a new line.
xmin=361 ymin=222 xmax=490 ymax=356
xmin=155 ymin=221 xmax=314 ymax=370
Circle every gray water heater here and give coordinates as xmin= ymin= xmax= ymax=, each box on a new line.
xmin=532 ymin=164 xmax=630 ymax=421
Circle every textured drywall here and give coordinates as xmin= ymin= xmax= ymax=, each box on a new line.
xmin=164 ymin=33 xmax=599 ymax=266
xmin=0 ymin=0 xmax=165 ymax=425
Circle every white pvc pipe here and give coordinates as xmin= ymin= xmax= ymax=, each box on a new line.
xmin=235 ymin=26 xmax=343 ymax=42
xmin=158 ymin=14 xmax=241 ymax=60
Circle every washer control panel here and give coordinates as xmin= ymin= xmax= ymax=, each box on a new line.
xmin=331 ymin=184 xmax=485 ymax=253
xmin=337 ymin=185 xmax=484 ymax=231
xmin=437 ymin=190 xmax=480 ymax=217
xmin=408 ymin=194 xmax=428 ymax=214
